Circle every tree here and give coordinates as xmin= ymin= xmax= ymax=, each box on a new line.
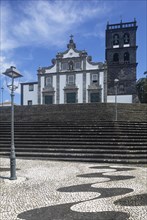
xmin=136 ymin=72 xmax=147 ymax=103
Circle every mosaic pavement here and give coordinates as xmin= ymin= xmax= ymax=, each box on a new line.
xmin=0 ymin=158 xmax=147 ymax=220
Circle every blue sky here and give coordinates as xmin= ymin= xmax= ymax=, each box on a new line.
xmin=0 ymin=0 xmax=147 ymax=104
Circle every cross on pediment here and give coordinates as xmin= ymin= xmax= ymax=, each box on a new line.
xmin=70 ymin=34 xmax=74 ymax=40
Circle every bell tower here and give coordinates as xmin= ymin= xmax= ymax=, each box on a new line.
xmin=105 ymin=19 xmax=138 ymax=101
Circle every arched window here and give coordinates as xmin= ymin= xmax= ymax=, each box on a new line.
xmin=113 ymin=34 xmax=119 ymax=45
xmin=124 ymin=52 xmax=130 ymax=62
xmin=124 ymin=33 xmax=130 ymax=44
xmin=113 ymin=53 xmax=119 ymax=62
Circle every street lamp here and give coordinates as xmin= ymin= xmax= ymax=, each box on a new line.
xmin=114 ymin=78 xmax=119 ymax=121
xmin=2 ymin=66 xmax=22 ymax=180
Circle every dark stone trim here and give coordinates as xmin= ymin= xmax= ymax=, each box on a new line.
xmin=56 ymin=74 xmax=60 ymax=104
xmin=20 ymin=84 xmax=23 ymax=105
xmin=83 ymin=72 xmax=86 ymax=103
xmin=20 ymin=82 xmax=38 ymax=85
xmin=39 ymin=68 xmax=105 ymax=77
xmin=104 ymin=67 xmax=107 ymax=103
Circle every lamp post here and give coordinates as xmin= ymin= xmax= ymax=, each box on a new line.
xmin=2 ymin=66 xmax=22 ymax=180
xmin=114 ymin=78 xmax=119 ymax=121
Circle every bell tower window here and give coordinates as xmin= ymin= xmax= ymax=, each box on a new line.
xmin=113 ymin=53 xmax=119 ymax=62
xmin=124 ymin=33 xmax=130 ymax=44
xmin=113 ymin=34 xmax=119 ymax=46
xmin=124 ymin=52 xmax=130 ymax=62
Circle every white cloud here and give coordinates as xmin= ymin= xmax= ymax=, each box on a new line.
xmin=0 ymin=56 xmax=16 ymax=74
xmin=0 ymin=56 xmax=21 ymax=96
xmin=1 ymin=0 xmax=112 ymax=51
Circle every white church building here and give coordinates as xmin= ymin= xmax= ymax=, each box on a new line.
xmin=21 ymin=36 xmax=108 ymax=105
xmin=21 ymin=35 xmax=133 ymax=105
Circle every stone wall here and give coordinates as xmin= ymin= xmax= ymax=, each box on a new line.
xmin=0 ymin=103 xmax=146 ymax=122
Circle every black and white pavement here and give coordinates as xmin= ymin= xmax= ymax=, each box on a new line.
xmin=0 ymin=158 xmax=147 ymax=220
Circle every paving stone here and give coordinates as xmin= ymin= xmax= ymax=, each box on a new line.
xmin=0 ymin=158 xmax=147 ymax=220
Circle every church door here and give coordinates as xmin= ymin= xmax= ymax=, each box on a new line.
xmin=45 ymin=95 xmax=53 ymax=104
xmin=67 ymin=93 xmax=76 ymax=103
xmin=90 ymin=93 xmax=100 ymax=102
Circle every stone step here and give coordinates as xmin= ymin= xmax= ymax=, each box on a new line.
xmin=1 ymin=123 xmax=146 ymax=127
xmin=0 ymin=133 xmax=147 ymax=141
xmin=1 ymin=143 xmax=146 ymax=149
xmin=1 ymin=123 xmax=147 ymax=127
xmin=1 ymin=122 xmax=147 ymax=127
xmin=0 ymin=151 xmax=146 ymax=159
xmin=1 ymin=153 xmax=146 ymax=164
xmin=1 ymin=131 xmax=146 ymax=137
xmin=1 ymin=139 xmax=147 ymax=145
xmin=0 ymin=129 xmax=146 ymax=133
xmin=1 ymin=128 xmax=146 ymax=133
xmin=0 ymin=118 xmax=146 ymax=164
xmin=0 ymin=147 xmax=146 ymax=154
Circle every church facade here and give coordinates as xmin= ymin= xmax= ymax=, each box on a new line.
xmin=21 ymin=36 xmax=107 ymax=105
xmin=21 ymin=20 xmax=137 ymax=105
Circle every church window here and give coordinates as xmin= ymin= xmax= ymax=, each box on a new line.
xmin=124 ymin=52 xmax=130 ymax=62
xmin=113 ymin=53 xmax=119 ymax=62
xmin=92 ymin=74 xmax=98 ymax=83
xmin=28 ymin=100 xmax=32 ymax=105
xmin=124 ymin=33 xmax=130 ymax=44
xmin=29 ymin=84 xmax=34 ymax=91
xmin=62 ymin=62 xmax=68 ymax=70
xmin=45 ymin=76 xmax=52 ymax=86
xmin=113 ymin=34 xmax=119 ymax=45
xmin=75 ymin=62 xmax=81 ymax=69
xmin=68 ymin=75 xmax=74 ymax=85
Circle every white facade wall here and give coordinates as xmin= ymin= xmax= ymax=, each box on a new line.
xmin=86 ymin=73 xmax=90 ymax=103
xmin=99 ymin=72 xmax=104 ymax=102
xmin=60 ymin=75 xmax=66 ymax=104
xmin=53 ymin=75 xmax=57 ymax=104
xmin=86 ymin=61 xmax=99 ymax=70
xmin=45 ymin=64 xmax=56 ymax=73
xmin=40 ymin=77 xmax=45 ymax=104
xmin=76 ymin=73 xmax=83 ymax=103
xmin=107 ymin=95 xmax=132 ymax=103
xmin=23 ymin=84 xmax=38 ymax=105
xmin=63 ymin=49 xmax=80 ymax=58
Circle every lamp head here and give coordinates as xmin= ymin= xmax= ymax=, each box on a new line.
xmin=2 ymin=66 xmax=22 ymax=78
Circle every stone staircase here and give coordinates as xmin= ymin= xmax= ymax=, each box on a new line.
xmin=0 ymin=121 xmax=146 ymax=164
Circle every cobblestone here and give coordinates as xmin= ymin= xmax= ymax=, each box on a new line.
xmin=0 ymin=158 xmax=147 ymax=220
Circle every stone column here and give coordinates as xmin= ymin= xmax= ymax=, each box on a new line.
xmin=37 ymin=68 xmax=41 ymax=105
xmin=82 ymin=55 xmax=87 ymax=103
